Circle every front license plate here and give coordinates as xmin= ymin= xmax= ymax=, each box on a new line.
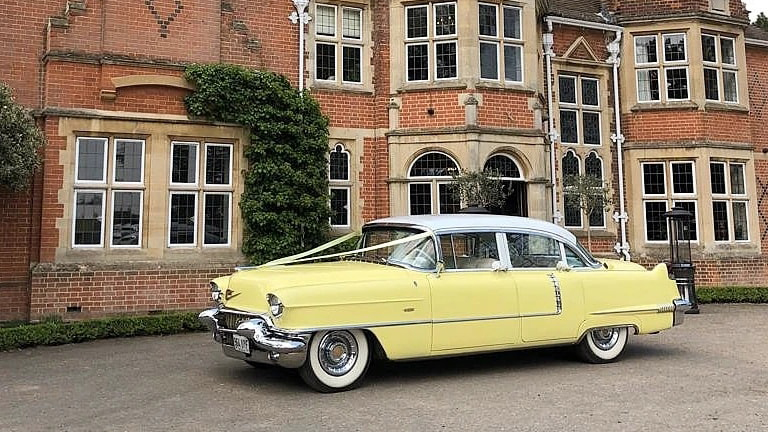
xmin=233 ymin=334 xmax=250 ymax=354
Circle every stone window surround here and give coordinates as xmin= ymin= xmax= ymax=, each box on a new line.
xmin=390 ymin=0 xmax=535 ymax=93
xmin=56 ymin=117 xmax=247 ymax=264
xmin=633 ymin=31 xmax=691 ymax=103
xmin=329 ymin=142 xmax=352 ymax=228
xmin=561 ymin=149 xmax=609 ymax=230
xmin=308 ymin=0 xmax=373 ymax=92
xmin=640 ymin=160 xmax=698 ymax=243
xmin=623 ymin=22 xmax=750 ymax=112
xmin=629 ymin=149 xmax=760 ymax=255
xmin=327 ymin=130 xmax=364 ymax=234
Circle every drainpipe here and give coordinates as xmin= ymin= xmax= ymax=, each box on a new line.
xmin=289 ymin=0 xmax=311 ymax=92
xmin=607 ymin=30 xmax=630 ymax=261
xmin=543 ymin=19 xmax=561 ymax=224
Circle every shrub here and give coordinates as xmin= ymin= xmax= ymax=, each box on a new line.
xmin=184 ymin=64 xmax=331 ymax=264
xmin=0 ymin=82 xmax=45 ymax=191
xmin=0 ymin=312 xmax=206 ymax=351
xmin=696 ymin=286 xmax=768 ymax=304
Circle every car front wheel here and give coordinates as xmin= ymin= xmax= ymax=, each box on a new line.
xmin=299 ymin=329 xmax=371 ymax=392
xmin=577 ymin=326 xmax=629 ymax=363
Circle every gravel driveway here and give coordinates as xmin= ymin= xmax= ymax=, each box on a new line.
xmin=1 ymin=304 xmax=766 ymax=432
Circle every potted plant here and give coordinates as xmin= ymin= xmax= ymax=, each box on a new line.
xmin=451 ymin=169 xmax=507 ymax=214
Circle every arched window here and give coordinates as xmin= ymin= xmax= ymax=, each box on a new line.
xmin=483 ymin=154 xmax=527 ymax=216
xmin=585 ymin=152 xmax=605 ymax=227
xmin=329 ymin=143 xmax=351 ymax=226
xmin=585 ymin=152 xmax=602 ymax=180
xmin=329 ymin=143 xmax=349 ymax=181
xmin=484 ymin=154 xmax=523 ymax=179
xmin=408 ymin=151 xmax=460 ymax=215
xmin=562 ymin=151 xmax=581 ymax=227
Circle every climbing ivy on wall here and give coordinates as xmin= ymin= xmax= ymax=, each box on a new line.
xmin=185 ymin=64 xmax=331 ymax=264
xmin=0 ymin=82 xmax=44 ymax=192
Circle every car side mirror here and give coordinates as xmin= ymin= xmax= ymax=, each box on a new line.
xmin=556 ymin=261 xmax=571 ymax=272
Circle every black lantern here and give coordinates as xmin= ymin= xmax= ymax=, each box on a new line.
xmin=664 ymin=206 xmax=699 ymax=314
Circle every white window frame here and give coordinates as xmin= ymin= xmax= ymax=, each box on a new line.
xmin=559 ymin=109 xmax=580 ymax=145
xmin=702 ymin=33 xmax=739 ymax=104
xmin=408 ymin=182 xmax=434 ymax=215
xmin=168 ymin=191 xmax=198 ymax=248
xmin=169 ymin=141 xmax=200 ymax=187
xmin=703 ymin=66 xmax=720 ymax=102
xmin=664 ymin=66 xmax=690 ymax=101
xmin=478 ymin=3 xmax=523 ymax=84
xmin=405 ymin=2 xmax=458 ymax=83
xmin=641 ymin=162 xmax=667 ymax=197
xmin=731 ymin=200 xmax=750 ymax=242
xmin=204 ymin=143 xmax=233 ymax=187
xmin=329 ymin=143 xmax=351 ymax=181
xmin=72 ymin=189 xmax=106 ymax=248
xmin=663 ymin=33 xmax=688 ymax=63
xmin=315 ymin=4 xmax=337 ymax=37
xmin=729 ymin=162 xmax=747 ymax=196
xmin=635 ymin=68 xmax=661 ymax=103
xmin=670 ymin=161 xmax=696 ymax=196
xmin=330 ymin=186 xmax=351 ymax=228
xmin=341 ymin=7 xmax=362 ymax=41
xmin=315 ymin=3 xmax=364 ymax=85
xmin=634 ymin=35 xmax=659 ymax=65
xmin=643 ymin=199 xmax=669 ymax=243
xmin=110 ymin=190 xmax=144 ymax=249
xmin=75 ymin=137 xmax=108 ymax=185
xmin=202 ymin=191 xmax=233 ymax=247
xmin=111 ymin=139 xmax=145 ymax=186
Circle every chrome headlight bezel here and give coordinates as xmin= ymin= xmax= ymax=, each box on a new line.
xmin=267 ymin=293 xmax=284 ymax=318
xmin=210 ymin=282 xmax=222 ymax=302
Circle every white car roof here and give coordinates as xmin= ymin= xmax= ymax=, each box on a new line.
xmin=365 ymin=214 xmax=577 ymax=243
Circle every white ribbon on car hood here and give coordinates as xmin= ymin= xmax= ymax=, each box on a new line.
xmin=257 ymin=230 xmax=434 ymax=268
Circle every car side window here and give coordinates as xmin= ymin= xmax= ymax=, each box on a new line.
xmin=507 ymin=232 xmax=560 ymax=268
xmin=564 ymin=245 xmax=589 ymax=268
xmin=439 ymin=232 xmax=499 ymax=270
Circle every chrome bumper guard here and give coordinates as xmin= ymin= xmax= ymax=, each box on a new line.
xmin=672 ymin=298 xmax=691 ymax=326
xmin=198 ymin=308 xmax=310 ymax=368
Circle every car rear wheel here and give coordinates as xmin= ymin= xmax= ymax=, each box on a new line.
xmin=299 ymin=329 xmax=371 ymax=393
xmin=577 ymin=326 xmax=629 ymax=363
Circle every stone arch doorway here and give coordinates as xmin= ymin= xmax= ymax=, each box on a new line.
xmin=484 ymin=154 xmax=527 ymax=217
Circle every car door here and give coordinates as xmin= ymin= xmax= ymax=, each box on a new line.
xmin=429 ymin=231 xmax=521 ymax=351
xmin=507 ymin=231 xmax=585 ymax=343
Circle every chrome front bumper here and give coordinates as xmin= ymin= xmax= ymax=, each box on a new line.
xmin=198 ymin=308 xmax=310 ymax=368
xmin=673 ymin=298 xmax=692 ymax=326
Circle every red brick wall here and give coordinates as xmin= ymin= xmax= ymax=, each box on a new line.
xmin=622 ymin=109 xmax=751 ymax=143
xmin=636 ymin=256 xmax=767 ymax=286
xmin=552 ymin=25 xmax=609 ymax=62
xmin=0 ymin=0 xmax=63 ymax=108
xmin=29 ymin=265 xmax=233 ymax=320
xmin=399 ymin=90 xmax=465 ymax=129
xmin=313 ymin=91 xmax=375 ymax=130
xmin=0 ymin=187 xmax=33 ymax=321
xmin=477 ymin=89 xmax=536 ymax=129
xmin=609 ymin=0 xmax=748 ymax=19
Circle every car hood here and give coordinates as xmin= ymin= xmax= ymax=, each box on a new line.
xmin=219 ymin=261 xmax=420 ymax=313
xmin=601 ymin=258 xmax=648 ymax=271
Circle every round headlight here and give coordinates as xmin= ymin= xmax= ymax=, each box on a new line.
xmin=210 ymin=282 xmax=222 ymax=302
xmin=267 ymin=294 xmax=284 ymax=318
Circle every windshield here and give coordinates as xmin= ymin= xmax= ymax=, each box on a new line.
xmin=359 ymin=227 xmax=437 ymax=270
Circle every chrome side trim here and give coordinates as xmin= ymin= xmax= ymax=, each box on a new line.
xmin=432 ymin=314 xmax=520 ymax=324
xmin=518 ymin=273 xmax=563 ymax=318
xmin=293 ymin=320 xmax=432 ymax=333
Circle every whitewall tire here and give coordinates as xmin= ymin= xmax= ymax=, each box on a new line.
xmin=578 ymin=327 xmax=629 ymax=364
xmin=299 ymin=329 xmax=371 ymax=392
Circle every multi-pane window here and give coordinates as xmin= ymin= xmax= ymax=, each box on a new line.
xmin=635 ymin=33 xmax=689 ymax=102
xmin=710 ymin=161 xmax=749 ymax=241
xmin=562 ymin=151 xmax=605 ymax=229
xmin=562 ymin=151 xmax=581 ymax=228
xmin=405 ymin=2 xmax=457 ymax=82
xmin=169 ymin=142 xmax=233 ymax=247
xmin=702 ymin=34 xmax=738 ymax=103
xmin=478 ymin=3 xmax=523 ymax=83
xmin=641 ymin=161 xmax=697 ymax=242
xmin=73 ymin=137 xmax=145 ymax=248
xmin=329 ymin=144 xmax=351 ymax=227
xmin=315 ymin=4 xmax=364 ymax=84
xmin=558 ymin=75 xmax=601 ymax=145
xmin=408 ymin=152 xmax=459 ymax=215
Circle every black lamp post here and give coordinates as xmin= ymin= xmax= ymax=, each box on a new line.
xmin=664 ymin=206 xmax=699 ymax=314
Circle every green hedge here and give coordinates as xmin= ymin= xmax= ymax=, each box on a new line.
xmin=0 ymin=312 xmax=205 ymax=352
xmin=696 ymin=286 xmax=768 ymax=304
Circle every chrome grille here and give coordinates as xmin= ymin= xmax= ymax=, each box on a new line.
xmin=219 ymin=311 xmax=258 ymax=330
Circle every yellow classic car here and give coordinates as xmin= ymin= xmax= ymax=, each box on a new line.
xmin=199 ymin=214 xmax=690 ymax=392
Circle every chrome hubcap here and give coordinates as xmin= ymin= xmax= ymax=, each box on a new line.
xmin=591 ymin=328 xmax=620 ymax=351
xmin=318 ymin=331 xmax=358 ymax=376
